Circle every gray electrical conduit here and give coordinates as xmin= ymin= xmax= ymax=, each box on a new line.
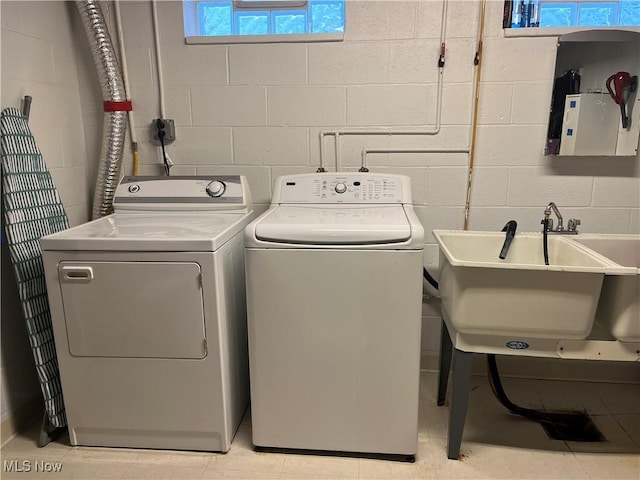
xmin=76 ymin=0 xmax=127 ymax=219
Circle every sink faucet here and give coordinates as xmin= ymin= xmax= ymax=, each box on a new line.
xmin=541 ymin=202 xmax=580 ymax=234
xmin=499 ymin=220 xmax=518 ymax=260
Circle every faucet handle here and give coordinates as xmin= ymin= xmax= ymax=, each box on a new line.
xmin=567 ymin=218 xmax=581 ymax=232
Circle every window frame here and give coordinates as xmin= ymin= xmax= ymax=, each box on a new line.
xmin=184 ymin=0 xmax=345 ymax=44
xmin=503 ymin=0 xmax=640 ymax=36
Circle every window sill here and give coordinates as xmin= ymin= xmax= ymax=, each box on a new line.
xmin=504 ymin=25 xmax=640 ymax=38
xmin=185 ymin=32 xmax=344 ymax=44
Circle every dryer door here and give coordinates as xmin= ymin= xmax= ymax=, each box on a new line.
xmin=58 ymin=261 xmax=207 ymax=359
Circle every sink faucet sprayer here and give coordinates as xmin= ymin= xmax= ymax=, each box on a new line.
xmin=499 ymin=220 xmax=518 ymax=260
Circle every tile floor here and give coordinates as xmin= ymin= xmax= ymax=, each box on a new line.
xmin=1 ymin=372 xmax=638 ymax=480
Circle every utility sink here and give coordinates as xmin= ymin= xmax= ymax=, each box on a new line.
xmin=433 ymin=230 xmax=629 ymax=340
xmin=573 ymin=234 xmax=640 ymax=342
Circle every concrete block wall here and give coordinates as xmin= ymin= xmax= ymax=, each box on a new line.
xmin=0 ymin=0 xmax=90 ymax=439
xmin=114 ymin=0 xmax=639 ymax=357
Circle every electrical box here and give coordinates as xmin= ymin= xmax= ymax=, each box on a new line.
xmin=151 ymin=118 xmax=176 ymax=145
xmin=559 ymin=93 xmax=619 ymax=156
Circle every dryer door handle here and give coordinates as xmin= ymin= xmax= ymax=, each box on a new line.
xmin=61 ymin=266 xmax=94 ymax=282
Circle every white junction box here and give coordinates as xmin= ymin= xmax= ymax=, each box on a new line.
xmin=559 ymin=93 xmax=620 ymax=156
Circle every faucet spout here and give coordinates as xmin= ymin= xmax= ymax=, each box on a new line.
xmin=542 ymin=202 xmax=579 ymax=234
xmin=544 ymin=202 xmax=564 ymax=231
xmin=499 ymin=220 xmax=518 ymax=260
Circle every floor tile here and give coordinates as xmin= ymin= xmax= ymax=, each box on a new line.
xmin=279 ymin=473 xmax=356 ymax=480
xmin=502 ymin=449 xmax=590 ymax=480
xmin=201 ymin=467 xmax=280 ymax=479
xmin=359 ymin=457 xmax=428 ymax=480
xmin=573 ymin=452 xmax=640 ymax=480
xmin=281 ymin=452 xmax=359 ymax=478
xmin=615 ymin=414 xmax=640 ymax=446
xmin=131 ymin=449 xmax=212 ymax=468
xmin=594 ymin=383 xmax=640 ymax=415
xmin=41 ymin=461 xmax=130 ymax=479
xmin=565 ymin=414 xmax=640 ymax=454
xmin=535 ymin=380 xmax=609 ymax=415
xmin=62 ymin=446 xmax=141 ymax=464
xmin=0 ymin=424 xmax=71 ymax=461
xmin=202 ymin=431 xmax=285 ymax=477
xmin=122 ymin=462 xmax=205 ymax=479
xmin=420 ymin=403 xmax=449 ymax=440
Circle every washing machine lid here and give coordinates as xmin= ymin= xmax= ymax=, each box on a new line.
xmin=40 ymin=212 xmax=253 ymax=252
xmin=253 ymin=205 xmax=411 ymax=245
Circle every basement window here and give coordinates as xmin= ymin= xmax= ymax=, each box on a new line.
xmin=184 ymin=0 xmax=345 ymax=44
xmin=503 ymin=0 xmax=640 ymax=29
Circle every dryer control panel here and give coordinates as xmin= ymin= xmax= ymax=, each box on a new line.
xmin=113 ymin=176 xmax=251 ymax=212
xmin=273 ymin=173 xmax=412 ymax=204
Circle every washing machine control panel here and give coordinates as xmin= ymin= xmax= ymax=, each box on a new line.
xmin=275 ymin=174 xmax=410 ymax=204
xmin=114 ymin=176 xmax=249 ymax=212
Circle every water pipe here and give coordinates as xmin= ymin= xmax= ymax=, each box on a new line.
xmin=151 ymin=0 xmax=167 ymax=119
xmin=114 ymin=0 xmax=139 ymax=176
xmin=317 ymin=0 xmax=450 ymax=172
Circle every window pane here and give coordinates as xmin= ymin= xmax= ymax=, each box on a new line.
xmin=619 ymin=0 xmax=640 ymax=25
xmin=539 ymin=2 xmax=578 ymax=27
xmin=199 ymin=2 xmax=233 ymax=35
xmin=273 ymin=11 xmax=308 ymax=34
xmin=310 ymin=0 xmax=345 ymax=33
xmin=235 ymin=11 xmax=270 ymax=34
xmin=578 ymin=2 xmax=618 ymax=25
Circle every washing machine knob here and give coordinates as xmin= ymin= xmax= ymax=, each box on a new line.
xmin=335 ymin=182 xmax=347 ymax=194
xmin=206 ymin=180 xmax=226 ymax=197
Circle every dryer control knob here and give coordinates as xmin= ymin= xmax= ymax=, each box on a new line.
xmin=335 ymin=182 xmax=347 ymax=194
xmin=206 ymin=180 xmax=226 ymax=197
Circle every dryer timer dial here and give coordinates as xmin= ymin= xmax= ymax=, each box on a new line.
xmin=206 ymin=180 xmax=226 ymax=197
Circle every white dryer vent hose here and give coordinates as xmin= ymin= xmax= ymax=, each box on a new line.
xmin=76 ymin=0 xmax=127 ymax=219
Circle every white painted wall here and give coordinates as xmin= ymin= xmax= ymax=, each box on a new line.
xmin=116 ymin=0 xmax=639 ymax=356
xmin=0 ymin=0 xmax=91 ymax=434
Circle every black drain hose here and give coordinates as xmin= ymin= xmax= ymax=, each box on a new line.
xmin=423 ymin=267 xmax=439 ymax=290
xmin=487 ymin=355 xmax=573 ymax=426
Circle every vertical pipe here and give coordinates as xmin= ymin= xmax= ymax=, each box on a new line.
xmin=151 ymin=0 xmax=167 ymax=119
xmin=114 ymin=0 xmax=139 ymax=176
xmin=463 ymin=0 xmax=487 ymax=231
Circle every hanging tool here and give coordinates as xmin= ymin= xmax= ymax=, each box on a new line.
xmin=606 ymin=71 xmax=638 ymax=129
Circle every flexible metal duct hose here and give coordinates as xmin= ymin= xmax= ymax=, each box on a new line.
xmin=76 ymin=0 xmax=127 ymax=219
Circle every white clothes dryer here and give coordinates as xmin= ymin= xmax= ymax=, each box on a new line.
xmin=244 ymin=173 xmax=425 ymax=460
xmin=41 ymin=176 xmax=254 ymax=452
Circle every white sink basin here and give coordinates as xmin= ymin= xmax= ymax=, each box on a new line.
xmin=573 ymin=234 xmax=640 ymax=342
xmin=434 ymin=230 xmax=628 ymax=340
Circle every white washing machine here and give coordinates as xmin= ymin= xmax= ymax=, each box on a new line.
xmin=40 ymin=176 xmax=254 ymax=452
xmin=244 ymin=173 xmax=425 ymax=459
